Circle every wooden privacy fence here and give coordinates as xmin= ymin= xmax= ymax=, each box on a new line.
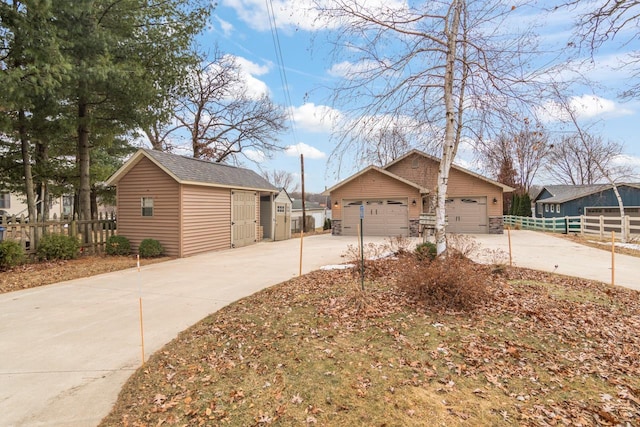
xmin=504 ymin=215 xmax=640 ymax=239
xmin=0 ymin=212 xmax=117 ymax=255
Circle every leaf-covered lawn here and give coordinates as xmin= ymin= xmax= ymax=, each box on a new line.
xmin=0 ymin=255 xmax=171 ymax=294
xmin=100 ymin=257 xmax=640 ymax=426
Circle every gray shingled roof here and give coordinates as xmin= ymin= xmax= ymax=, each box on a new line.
xmin=142 ymin=149 xmax=277 ymax=191
xmin=536 ymin=184 xmax=640 ymax=204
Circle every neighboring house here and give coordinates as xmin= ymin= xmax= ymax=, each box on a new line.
xmin=533 ymin=184 xmax=640 ymax=218
xmin=325 ymin=149 xmax=513 ymax=237
xmin=106 ymin=149 xmax=279 ymax=257
xmin=262 ymin=188 xmax=292 ymax=241
xmin=291 ymin=199 xmax=328 ymax=233
xmin=0 ymin=190 xmax=73 ymax=220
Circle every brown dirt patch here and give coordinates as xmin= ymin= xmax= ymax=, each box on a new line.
xmin=0 ymin=255 xmax=171 ymax=294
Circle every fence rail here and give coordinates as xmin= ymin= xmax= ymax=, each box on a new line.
xmin=504 ymin=215 xmax=639 ymax=239
xmin=0 ymin=213 xmax=117 ymax=255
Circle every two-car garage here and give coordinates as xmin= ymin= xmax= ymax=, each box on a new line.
xmin=340 ymin=196 xmax=488 ymax=236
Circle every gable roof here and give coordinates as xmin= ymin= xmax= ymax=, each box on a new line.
xmin=322 ymin=165 xmax=429 ymax=195
xmin=383 ymin=149 xmax=515 ymax=192
xmin=534 ymin=183 xmax=640 ymax=204
xmin=106 ymin=149 xmax=278 ymax=192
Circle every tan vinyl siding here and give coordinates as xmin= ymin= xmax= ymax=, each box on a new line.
xmin=386 ymin=153 xmax=503 ymax=216
xmin=117 ymin=157 xmax=180 ymax=256
xmin=181 ymin=184 xmax=231 ymax=257
xmin=448 ymin=168 xmax=503 ymax=216
xmin=331 ymin=169 xmax=421 ymax=220
xmin=385 ymin=153 xmax=439 ymax=190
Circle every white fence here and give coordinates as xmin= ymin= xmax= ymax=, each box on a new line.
xmin=504 ymin=215 xmax=639 ymax=239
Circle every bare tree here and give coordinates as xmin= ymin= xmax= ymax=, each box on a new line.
xmin=361 ymin=123 xmax=412 ymax=166
xmin=546 ymin=134 xmax=627 ymax=185
xmin=549 ymin=86 xmax=631 ymax=242
xmin=316 ymin=0 xmax=544 ymax=255
xmin=261 ymin=169 xmax=299 ymax=193
xmin=558 ymin=1 xmax=640 ymax=98
xmin=144 ymin=50 xmax=288 ymax=164
xmin=479 ymin=122 xmax=549 ymax=193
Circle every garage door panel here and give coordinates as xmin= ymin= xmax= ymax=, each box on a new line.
xmin=446 ymin=197 xmax=487 ymax=233
xmin=343 ymin=199 xmax=408 ymax=236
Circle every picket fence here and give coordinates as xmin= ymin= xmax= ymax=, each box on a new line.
xmin=0 ymin=212 xmax=117 ymax=255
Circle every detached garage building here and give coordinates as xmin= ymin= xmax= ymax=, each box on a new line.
xmin=326 ymin=150 xmax=513 ymax=237
xmin=106 ymin=149 xmax=282 ymax=257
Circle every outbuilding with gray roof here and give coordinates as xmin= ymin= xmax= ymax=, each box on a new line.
xmin=106 ymin=149 xmax=280 ymax=257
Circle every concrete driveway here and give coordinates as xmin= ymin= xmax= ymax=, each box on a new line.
xmin=0 ymin=234 xmax=364 ymax=427
xmin=1 ymin=231 xmax=638 ymax=427
xmin=471 ymin=230 xmax=640 ymax=291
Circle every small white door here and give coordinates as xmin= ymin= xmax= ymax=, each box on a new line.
xmin=232 ymin=191 xmax=256 ymax=247
xmin=274 ymin=203 xmax=289 ymax=241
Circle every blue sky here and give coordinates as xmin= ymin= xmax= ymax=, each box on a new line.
xmin=159 ymin=0 xmax=640 ymax=193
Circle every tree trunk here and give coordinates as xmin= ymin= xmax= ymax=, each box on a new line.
xmin=35 ymin=141 xmax=49 ymax=220
xmin=608 ymin=182 xmax=626 ymax=243
xmin=18 ymin=109 xmax=37 ymax=222
xmin=435 ymin=0 xmax=462 ymax=257
xmin=77 ymin=99 xmax=93 ymax=246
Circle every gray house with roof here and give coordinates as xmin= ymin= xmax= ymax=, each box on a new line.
xmin=533 ymin=184 xmax=640 ymax=219
xmin=106 ymin=149 xmax=281 ymax=257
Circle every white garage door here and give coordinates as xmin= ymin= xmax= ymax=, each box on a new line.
xmin=342 ymin=199 xmax=409 ymax=236
xmin=232 ymin=190 xmax=256 ymax=247
xmin=445 ymin=197 xmax=487 ymax=233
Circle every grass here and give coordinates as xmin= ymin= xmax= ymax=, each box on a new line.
xmin=100 ymin=254 xmax=640 ymax=427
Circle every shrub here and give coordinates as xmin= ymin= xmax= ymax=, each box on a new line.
xmin=138 ymin=238 xmax=164 ymax=258
xmin=106 ymin=235 xmax=131 ymax=256
xmin=397 ymin=255 xmax=491 ymax=311
xmin=36 ymin=234 xmax=80 ymax=260
xmin=323 ymin=218 xmax=332 ymax=230
xmin=415 ymin=242 xmax=437 ymax=261
xmin=0 ymin=240 xmax=25 ymax=269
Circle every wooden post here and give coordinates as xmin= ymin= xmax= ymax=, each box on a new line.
xmin=299 ymin=154 xmax=305 ymax=276
xmin=137 ymin=255 xmax=145 ymax=365
xmin=611 ymin=231 xmax=615 ymax=287
xmin=507 ymin=226 xmax=512 ymax=267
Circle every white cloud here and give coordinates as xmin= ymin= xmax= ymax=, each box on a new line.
xmin=244 ymin=149 xmax=267 ymax=162
xmin=327 ymin=60 xmax=385 ymax=79
xmin=226 ymin=55 xmax=272 ymax=99
xmin=611 ymin=154 xmax=640 ymax=178
xmin=538 ymin=95 xmax=633 ymax=123
xmin=292 ymin=103 xmax=341 ymax=133
xmin=215 ymin=16 xmax=234 ymax=37
xmin=285 ymin=142 xmax=326 ymax=159
xmin=221 ymin=0 xmax=408 ymax=33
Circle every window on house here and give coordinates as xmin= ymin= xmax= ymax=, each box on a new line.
xmin=556 ymin=204 xmax=560 ymax=213
xmin=550 ymin=204 xmax=555 ymax=213
xmin=141 ymin=197 xmax=154 ymax=216
xmin=276 ymin=205 xmax=285 ymax=213
xmin=0 ymin=193 xmax=9 ymax=209
xmin=544 ymin=204 xmax=549 ymax=213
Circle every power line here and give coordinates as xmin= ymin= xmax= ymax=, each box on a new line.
xmin=265 ymin=0 xmax=299 ymax=145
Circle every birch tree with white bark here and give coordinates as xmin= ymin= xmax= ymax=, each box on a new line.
xmin=315 ymin=0 xmax=545 ymax=255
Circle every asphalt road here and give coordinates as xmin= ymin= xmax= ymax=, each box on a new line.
xmin=0 ymin=231 xmax=637 ymax=427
